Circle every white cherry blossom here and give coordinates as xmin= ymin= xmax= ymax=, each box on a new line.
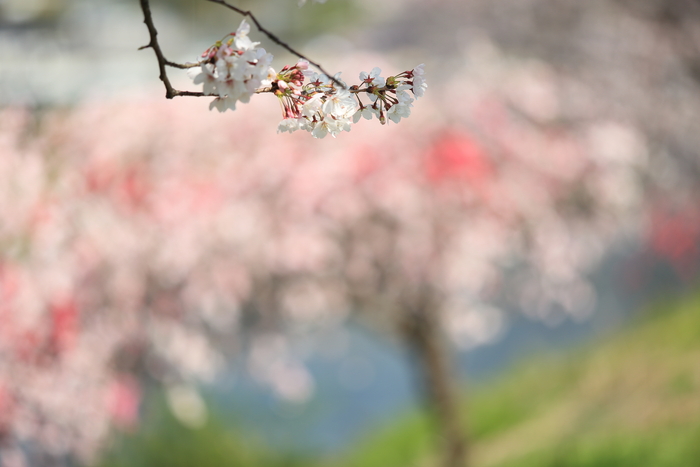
xmin=188 ymin=63 xmax=218 ymax=95
xmin=209 ymin=96 xmax=238 ymax=112
xmin=360 ymin=67 xmax=385 ymax=87
xmin=302 ymin=93 xmax=324 ymax=119
xmin=411 ymin=63 xmax=427 ymax=98
xmin=277 ymin=117 xmax=304 ymax=133
xmin=387 ymin=102 xmax=412 ymax=124
xmin=323 ymin=88 xmax=357 ymax=119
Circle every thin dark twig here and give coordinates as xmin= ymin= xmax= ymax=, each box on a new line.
xmin=139 ymin=0 xmax=179 ymax=98
xmin=166 ymin=60 xmax=205 ymax=69
xmin=139 ymin=0 xmax=210 ymax=98
xmin=206 ymin=0 xmax=345 ymax=89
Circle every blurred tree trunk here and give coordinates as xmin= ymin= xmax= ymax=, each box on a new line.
xmin=400 ymin=297 xmax=468 ymax=467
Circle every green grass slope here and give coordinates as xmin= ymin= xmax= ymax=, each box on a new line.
xmin=95 ymin=396 xmax=310 ymax=467
xmin=333 ymin=289 xmax=700 ymax=467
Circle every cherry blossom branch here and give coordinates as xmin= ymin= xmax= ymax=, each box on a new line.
xmin=205 ymin=0 xmax=344 ymax=88
xmin=139 ymin=0 xmax=427 ymax=138
xmin=139 ymin=0 xmax=342 ymax=99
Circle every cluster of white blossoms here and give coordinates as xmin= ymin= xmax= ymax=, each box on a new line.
xmin=273 ymin=62 xmax=427 ymax=138
xmin=188 ymin=20 xmax=275 ymax=112
xmin=354 ymin=64 xmax=427 ymax=125
xmin=275 ymin=63 xmax=357 ymax=139
xmin=187 ymin=20 xmax=426 ymax=138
